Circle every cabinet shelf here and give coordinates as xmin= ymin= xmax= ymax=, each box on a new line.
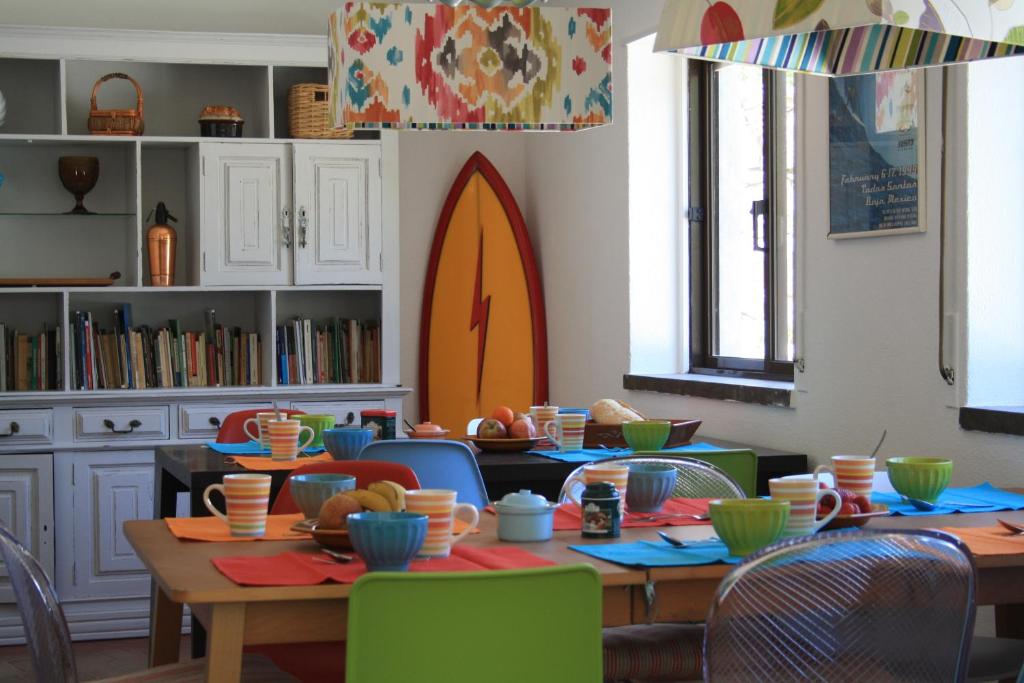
xmin=0 ymin=212 xmax=136 ymax=217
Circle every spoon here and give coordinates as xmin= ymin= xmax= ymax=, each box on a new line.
xmin=871 ymin=429 xmax=888 ymax=457
xmin=657 ymin=531 xmax=688 ymax=547
xmin=320 ymin=548 xmax=354 ymax=563
xmin=634 ymin=513 xmax=710 ymax=521
xmin=997 ymin=518 xmax=1024 ymax=534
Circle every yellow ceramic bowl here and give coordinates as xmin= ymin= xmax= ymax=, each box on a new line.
xmin=709 ymin=499 xmax=790 ymax=556
xmin=886 ymin=457 xmax=952 ymax=504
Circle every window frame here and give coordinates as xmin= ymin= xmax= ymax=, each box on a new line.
xmin=687 ymin=60 xmax=795 ymax=382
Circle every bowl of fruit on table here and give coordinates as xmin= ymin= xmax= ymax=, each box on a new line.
xmin=463 ymin=406 xmax=544 ymax=452
xmin=309 ymin=480 xmax=409 ymax=551
xmin=819 ymin=484 xmax=890 ymax=529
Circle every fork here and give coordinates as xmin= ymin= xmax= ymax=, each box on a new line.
xmin=632 ymin=513 xmax=709 ymax=521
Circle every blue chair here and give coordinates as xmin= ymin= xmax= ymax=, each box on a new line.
xmin=705 ymin=529 xmax=977 ymax=682
xmin=358 ymin=440 xmax=490 ymax=508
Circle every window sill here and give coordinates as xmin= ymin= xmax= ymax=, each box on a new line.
xmin=959 ymin=406 xmax=1024 ymax=437
xmin=623 ymin=373 xmax=793 ymax=408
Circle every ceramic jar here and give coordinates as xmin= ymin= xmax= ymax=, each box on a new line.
xmin=494 ymin=490 xmax=556 ymax=542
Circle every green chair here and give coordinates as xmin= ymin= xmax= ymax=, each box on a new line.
xmin=641 ymin=448 xmax=758 ymax=497
xmin=346 ymin=565 xmax=603 ymax=683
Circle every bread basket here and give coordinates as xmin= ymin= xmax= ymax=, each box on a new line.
xmin=288 ymin=83 xmax=352 ymax=139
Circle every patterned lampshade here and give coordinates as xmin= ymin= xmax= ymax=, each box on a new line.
xmin=656 ymin=0 xmax=1024 ymax=76
xmin=328 ymin=3 xmax=612 ymax=130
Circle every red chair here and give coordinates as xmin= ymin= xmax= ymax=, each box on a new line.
xmin=270 ymin=460 xmax=421 ymax=515
xmin=215 ymin=408 xmax=306 ymax=443
xmin=256 ymin=460 xmax=421 ymax=682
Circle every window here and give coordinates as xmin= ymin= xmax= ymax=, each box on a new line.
xmin=687 ymin=61 xmax=796 ymax=380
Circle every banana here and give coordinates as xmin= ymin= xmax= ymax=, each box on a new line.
xmin=369 ymin=480 xmax=407 ymax=512
xmin=344 ymin=488 xmax=392 ymax=513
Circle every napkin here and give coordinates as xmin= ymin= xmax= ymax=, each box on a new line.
xmin=872 ymin=483 xmax=1024 ymax=516
xmin=528 ymin=442 xmax=725 ymax=464
xmin=570 ymin=539 xmax=742 ymax=568
xmin=937 ymin=525 xmax=1024 ymax=556
xmin=165 ymin=514 xmax=308 ymax=542
xmin=227 ymin=453 xmax=334 ymax=471
xmin=206 ymin=440 xmax=327 ymax=456
xmin=212 ymin=545 xmax=557 ymax=587
xmin=553 ymin=498 xmax=714 ymax=531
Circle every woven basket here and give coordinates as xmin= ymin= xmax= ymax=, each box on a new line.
xmin=88 ymin=73 xmax=144 ymax=136
xmin=288 ymin=84 xmax=352 ymax=139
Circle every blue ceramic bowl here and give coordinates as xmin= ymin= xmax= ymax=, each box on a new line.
xmin=626 ymin=463 xmax=678 ymax=513
xmin=347 ymin=512 xmax=428 ymax=572
xmin=322 ymin=427 xmax=374 ymax=460
xmin=290 ymin=473 xmax=357 ymax=520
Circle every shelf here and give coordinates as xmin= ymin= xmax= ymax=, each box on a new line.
xmin=0 ymin=212 xmax=136 ymax=217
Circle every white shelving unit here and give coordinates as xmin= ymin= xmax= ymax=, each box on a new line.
xmin=0 ymin=25 xmax=408 ymax=643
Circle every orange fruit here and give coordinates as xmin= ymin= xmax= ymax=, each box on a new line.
xmin=491 ymin=406 xmax=515 ymax=428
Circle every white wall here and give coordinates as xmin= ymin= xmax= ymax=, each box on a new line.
xmin=526 ymin=1 xmax=1024 ymax=486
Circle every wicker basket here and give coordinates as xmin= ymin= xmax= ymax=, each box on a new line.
xmin=88 ymin=73 xmax=144 ymax=136
xmin=288 ymin=83 xmax=352 ymax=139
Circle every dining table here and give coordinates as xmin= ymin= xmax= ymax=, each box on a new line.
xmin=126 ymin=505 xmax=1024 ymax=682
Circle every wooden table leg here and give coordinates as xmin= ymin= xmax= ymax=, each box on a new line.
xmin=148 ymin=582 xmax=183 ymax=667
xmin=204 ymin=603 xmax=246 ymax=683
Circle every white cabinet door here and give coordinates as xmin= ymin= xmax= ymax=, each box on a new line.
xmin=201 ymin=143 xmax=291 ymax=286
xmin=292 ymin=144 xmax=382 ymax=285
xmin=0 ymin=454 xmax=54 ymax=603
xmin=54 ymin=451 xmax=153 ymax=601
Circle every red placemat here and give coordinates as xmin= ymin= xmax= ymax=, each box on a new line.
xmin=553 ymin=498 xmax=713 ymax=531
xmin=212 ymin=544 xmax=557 ymax=587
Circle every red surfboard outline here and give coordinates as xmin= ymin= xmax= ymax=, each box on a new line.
xmin=418 ymin=151 xmax=549 ymax=423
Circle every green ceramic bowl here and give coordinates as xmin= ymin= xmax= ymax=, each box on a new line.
xmin=622 ymin=420 xmax=671 ymax=452
xmin=709 ymin=499 xmax=790 ymax=556
xmin=886 ymin=457 xmax=953 ymax=504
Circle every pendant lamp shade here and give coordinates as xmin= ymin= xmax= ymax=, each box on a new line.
xmin=655 ymin=0 xmax=1024 ymax=76
xmin=328 ymin=3 xmax=613 ymax=130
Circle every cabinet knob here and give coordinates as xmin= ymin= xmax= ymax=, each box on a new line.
xmin=0 ymin=421 xmax=20 ymax=438
xmin=104 ymin=419 xmax=142 ymax=434
xmin=345 ymin=412 xmax=355 ymax=425
xmin=282 ymin=208 xmax=293 ymax=248
xmin=208 ymin=417 xmax=222 ymax=427
xmin=298 ymin=206 xmax=308 ymax=249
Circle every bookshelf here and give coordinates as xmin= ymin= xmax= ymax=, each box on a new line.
xmin=0 ymin=24 xmax=407 ymax=644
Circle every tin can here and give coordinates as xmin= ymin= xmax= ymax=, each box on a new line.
xmin=361 ymin=409 xmax=397 ymax=441
xmin=581 ymin=482 xmax=621 ymax=538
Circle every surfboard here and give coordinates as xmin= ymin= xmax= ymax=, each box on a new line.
xmin=419 ymin=152 xmax=549 ymax=435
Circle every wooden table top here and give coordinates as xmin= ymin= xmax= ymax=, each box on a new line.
xmin=126 ymin=506 xmax=1024 ymax=605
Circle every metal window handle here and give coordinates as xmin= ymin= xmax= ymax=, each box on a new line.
xmin=0 ymin=422 xmax=20 ymax=438
xmin=104 ymin=419 xmax=142 ymax=434
xmin=299 ymin=207 xmax=308 ymax=248
xmin=282 ymin=208 xmax=292 ymax=248
xmin=751 ymin=200 xmax=767 ymax=253
xmin=208 ymin=417 xmax=221 ymax=427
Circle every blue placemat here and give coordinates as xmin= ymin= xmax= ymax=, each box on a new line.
xmin=570 ymin=539 xmax=742 ymax=568
xmin=205 ymin=440 xmax=327 ymax=456
xmin=872 ymin=483 xmax=1024 ymax=516
xmin=527 ymin=441 xmax=726 ymax=464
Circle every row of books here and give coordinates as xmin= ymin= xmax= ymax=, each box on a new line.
xmin=70 ymin=305 xmax=262 ymax=390
xmin=277 ymin=318 xmax=381 ymax=385
xmin=0 ymin=324 xmax=62 ymax=392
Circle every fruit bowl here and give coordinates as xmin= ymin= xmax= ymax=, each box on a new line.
xmin=823 ymin=503 xmax=891 ymax=530
xmin=310 ymin=525 xmax=354 ymax=551
xmin=463 ymin=436 xmax=543 ymax=453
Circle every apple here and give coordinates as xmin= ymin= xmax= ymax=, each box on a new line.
xmin=853 ymin=495 xmax=872 ymax=514
xmin=477 ymin=418 xmax=508 ymax=439
xmin=508 ymin=414 xmax=537 ymax=439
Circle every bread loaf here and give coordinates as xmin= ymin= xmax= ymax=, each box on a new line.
xmin=590 ymin=399 xmax=645 ymax=425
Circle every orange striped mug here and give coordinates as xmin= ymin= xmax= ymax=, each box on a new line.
xmin=562 ymin=464 xmax=630 ymax=512
xmin=404 ymin=489 xmax=480 ymax=558
xmin=769 ymin=475 xmax=842 ymax=537
xmin=267 ymin=418 xmax=315 ymax=462
xmin=202 ymin=473 xmax=272 ymax=537
xmin=814 ymin=455 xmax=876 ymax=501
xmin=243 ymin=412 xmax=278 ymax=449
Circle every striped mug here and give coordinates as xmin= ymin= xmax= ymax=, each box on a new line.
xmin=267 ymin=418 xmax=316 ymax=462
xmin=202 ymin=474 xmax=272 ymax=537
xmin=404 ymin=489 xmax=480 ymax=558
xmin=769 ymin=475 xmax=842 ymax=537
xmin=814 ymin=455 xmax=877 ymax=502
xmin=544 ymin=413 xmax=587 ymax=453
xmin=242 ymin=412 xmax=278 ymax=449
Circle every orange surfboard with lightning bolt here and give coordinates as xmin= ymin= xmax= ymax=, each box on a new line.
xmin=419 ymin=152 xmax=548 ymax=434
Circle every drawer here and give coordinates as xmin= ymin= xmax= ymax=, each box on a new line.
xmin=0 ymin=409 xmax=53 ymax=445
xmin=179 ymin=403 xmax=272 ymax=440
xmin=289 ymin=401 xmax=385 ymax=428
xmin=73 ymin=406 xmax=170 ymax=442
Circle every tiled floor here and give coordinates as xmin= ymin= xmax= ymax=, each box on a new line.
xmin=0 ymin=636 xmax=190 ymax=681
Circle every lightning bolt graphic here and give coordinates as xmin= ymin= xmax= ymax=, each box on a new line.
xmin=469 ymin=232 xmax=491 ymax=401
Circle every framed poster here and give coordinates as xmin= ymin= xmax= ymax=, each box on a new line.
xmin=828 ymin=70 xmax=925 ymax=239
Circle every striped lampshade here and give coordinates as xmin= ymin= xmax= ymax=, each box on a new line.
xmin=328 ymin=2 xmax=613 ymax=130
xmin=655 ymin=0 xmax=1024 ymax=76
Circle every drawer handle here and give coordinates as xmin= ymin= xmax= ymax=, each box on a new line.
xmin=104 ymin=419 xmax=142 ymax=434
xmin=208 ymin=417 xmax=222 ymax=427
xmin=0 ymin=422 xmax=20 ymax=438
xmin=346 ymin=412 xmax=355 ymax=425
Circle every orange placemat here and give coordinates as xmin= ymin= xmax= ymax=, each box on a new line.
xmin=212 ymin=544 xmax=557 ymax=587
xmin=226 ymin=453 xmax=334 ymax=471
xmin=938 ymin=525 xmax=1024 ymax=556
xmin=166 ymin=514 xmax=309 ymax=542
